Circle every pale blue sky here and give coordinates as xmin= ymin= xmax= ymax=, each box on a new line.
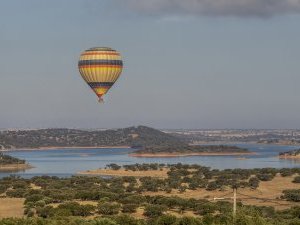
xmin=0 ymin=0 xmax=300 ymax=129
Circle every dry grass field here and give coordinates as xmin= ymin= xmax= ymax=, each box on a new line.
xmin=0 ymin=198 xmax=24 ymax=218
xmin=0 ymin=171 xmax=299 ymax=219
xmin=144 ymin=175 xmax=300 ymax=210
xmin=78 ymin=168 xmax=300 ymax=210
xmin=49 ymin=200 xmax=99 ymax=208
xmin=78 ymin=168 xmax=170 ymax=178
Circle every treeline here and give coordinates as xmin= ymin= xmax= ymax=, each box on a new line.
xmin=3 ymin=211 xmax=299 ymax=225
xmin=134 ymin=145 xmax=250 ymax=154
xmin=0 ymin=153 xmax=25 ymax=165
xmin=0 ymin=126 xmax=185 ymax=149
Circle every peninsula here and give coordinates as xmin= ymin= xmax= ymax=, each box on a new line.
xmin=0 ymin=153 xmax=32 ymax=171
xmin=279 ymin=149 xmax=300 ymax=159
xmin=130 ymin=145 xmax=252 ymax=157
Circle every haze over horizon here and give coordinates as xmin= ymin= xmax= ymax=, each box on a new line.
xmin=1 ymin=0 xmax=300 ymax=129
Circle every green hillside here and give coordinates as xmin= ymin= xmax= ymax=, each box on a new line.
xmin=0 ymin=126 xmax=185 ymax=150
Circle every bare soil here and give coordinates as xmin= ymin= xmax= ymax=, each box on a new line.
xmin=78 ymin=168 xmax=170 ymax=178
xmin=0 ymin=198 xmax=24 ymax=218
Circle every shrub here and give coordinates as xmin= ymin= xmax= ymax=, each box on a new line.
xmin=177 ymin=216 xmax=203 ymax=225
xmin=257 ymin=174 xmax=274 ymax=181
xmin=25 ymin=194 xmax=44 ymax=204
xmin=114 ymin=214 xmax=140 ymax=225
xmin=6 ymin=188 xmax=26 ymax=197
xmin=282 ymin=189 xmax=300 ymax=202
xmin=98 ymin=202 xmax=120 ymax=215
xmin=196 ymin=203 xmax=216 ymax=215
xmin=35 ymin=200 xmax=46 ymax=207
xmin=155 ymin=214 xmax=177 ymax=225
xmin=143 ymin=204 xmax=167 ymax=218
xmin=36 ymin=206 xmax=54 ymax=218
xmin=206 ymin=181 xmax=219 ymax=191
xmin=122 ymin=204 xmax=138 ymax=213
xmin=292 ymin=176 xmax=300 ymax=183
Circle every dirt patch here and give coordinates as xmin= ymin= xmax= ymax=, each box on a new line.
xmin=0 ymin=198 xmax=25 ymax=218
xmin=78 ymin=168 xmax=169 ymax=178
xmin=30 ymin=183 xmax=42 ymax=190
xmin=49 ymin=200 xmax=99 ymax=208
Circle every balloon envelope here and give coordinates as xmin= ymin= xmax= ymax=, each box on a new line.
xmin=78 ymin=47 xmax=123 ymax=101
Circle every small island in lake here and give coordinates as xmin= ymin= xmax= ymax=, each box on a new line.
xmin=0 ymin=153 xmax=32 ymax=171
xmin=279 ymin=149 xmax=300 ymax=159
xmin=130 ymin=145 xmax=253 ymax=158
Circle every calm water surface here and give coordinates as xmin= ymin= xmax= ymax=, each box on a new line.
xmin=1 ymin=144 xmax=300 ymax=178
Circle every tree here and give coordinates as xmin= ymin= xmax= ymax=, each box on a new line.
xmin=249 ymin=177 xmax=260 ymax=189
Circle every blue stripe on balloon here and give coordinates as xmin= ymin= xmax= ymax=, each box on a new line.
xmin=78 ymin=60 xmax=123 ymax=66
xmin=88 ymin=82 xmax=114 ymax=88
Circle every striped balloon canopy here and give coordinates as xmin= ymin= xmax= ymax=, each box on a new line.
xmin=78 ymin=47 xmax=123 ymax=102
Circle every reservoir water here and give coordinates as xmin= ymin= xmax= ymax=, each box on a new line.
xmin=1 ymin=144 xmax=300 ymax=178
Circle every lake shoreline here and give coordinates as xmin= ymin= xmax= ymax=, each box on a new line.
xmin=279 ymin=155 xmax=300 ymax=160
xmin=0 ymin=163 xmax=33 ymax=172
xmin=0 ymin=146 xmax=131 ymax=152
xmin=129 ymin=151 xmax=256 ymax=158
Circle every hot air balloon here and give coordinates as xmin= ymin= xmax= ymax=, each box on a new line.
xmin=78 ymin=47 xmax=123 ymax=102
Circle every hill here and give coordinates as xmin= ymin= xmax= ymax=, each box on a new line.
xmin=0 ymin=126 xmax=185 ymax=150
xmin=0 ymin=126 xmax=250 ymax=155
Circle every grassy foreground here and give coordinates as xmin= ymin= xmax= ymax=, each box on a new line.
xmin=1 ymin=163 xmax=300 ymax=225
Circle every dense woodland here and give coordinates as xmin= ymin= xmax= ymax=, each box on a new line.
xmin=134 ymin=145 xmax=249 ymax=154
xmin=1 ymin=163 xmax=300 ymax=224
xmin=0 ymin=126 xmax=185 ymax=150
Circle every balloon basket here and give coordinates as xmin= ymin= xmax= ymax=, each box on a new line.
xmin=98 ymin=97 xmax=104 ymax=103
